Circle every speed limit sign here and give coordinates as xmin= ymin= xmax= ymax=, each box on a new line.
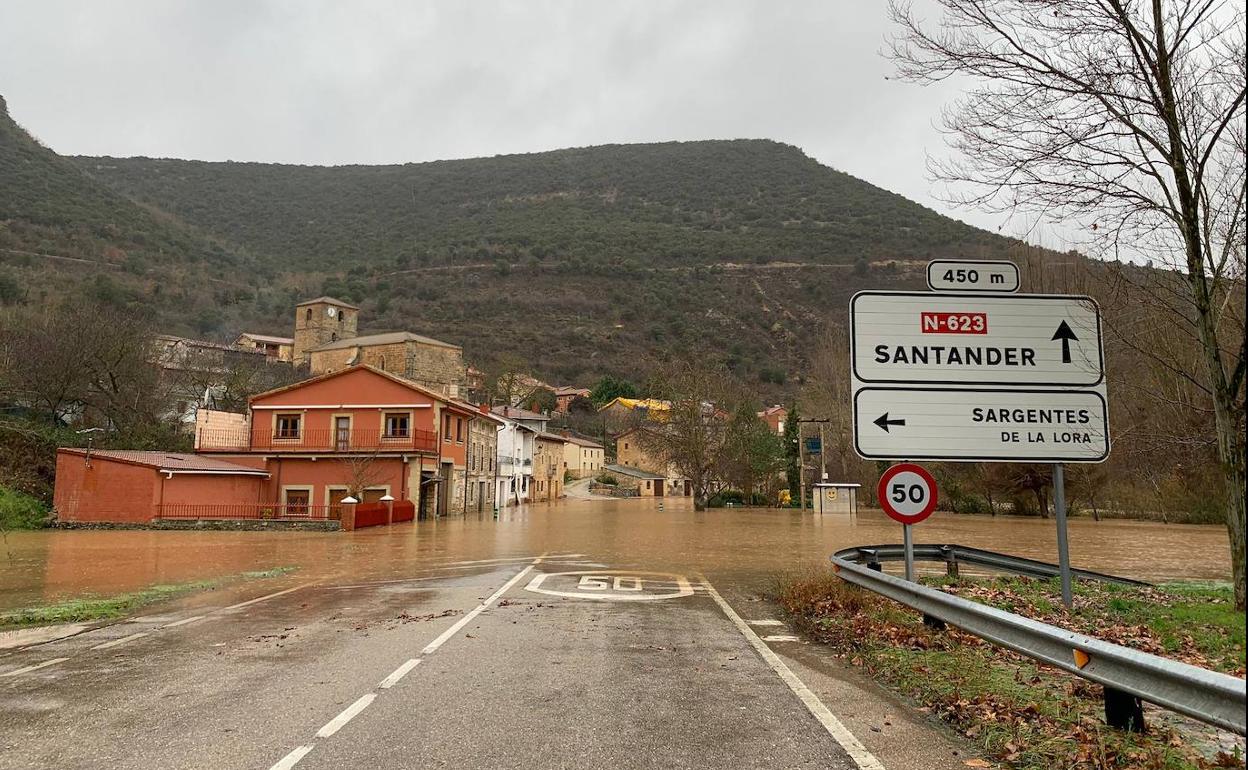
xmin=877 ymin=463 xmax=938 ymax=525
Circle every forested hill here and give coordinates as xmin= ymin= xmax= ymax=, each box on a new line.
xmin=73 ymin=139 xmax=1002 ymax=272
xmin=1 ymin=94 xmax=1047 ymax=391
xmin=0 ymin=95 xmax=250 ymax=304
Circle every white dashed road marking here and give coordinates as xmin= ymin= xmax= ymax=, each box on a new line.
xmin=316 ymin=693 xmax=376 ymax=738
xmin=748 ymin=619 xmax=785 ymax=626
xmin=162 ymin=615 xmax=205 ymax=628
xmin=761 ymin=634 xmax=801 ymax=642
xmin=267 ymin=554 xmax=549 ymax=770
xmin=378 ymin=659 xmax=420 ymax=689
xmin=700 ymin=577 xmax=886 ymax=770
xmin=1 ymin=657 xmax=69 ymax=677
xmin=270 ymin=745 xmax=315 ymax=770
xmin=91 ymin=632 xmax=150 ymax=651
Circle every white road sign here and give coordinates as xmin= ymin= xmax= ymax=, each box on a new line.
xmin=927 ymin=260 xmax=1020 ymax=293
xmin=853 ymin=387 xmax=1109 ymax=462
xmin=851 ymin=291 xmax=1103 ymax=387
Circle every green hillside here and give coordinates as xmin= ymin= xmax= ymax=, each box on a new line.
xmin=73 ymin=140 xmax=1003 ymax=272
xmin=1 ymin=94 xmax=1043 ymax=391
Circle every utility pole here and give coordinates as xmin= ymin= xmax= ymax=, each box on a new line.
xmin=818 ymin=423 xmax=828 ymax=482
xmin=798 ymin=430 xmax=807 ymax=511
xmin=795 ymin=417 xmax=833 ymax=511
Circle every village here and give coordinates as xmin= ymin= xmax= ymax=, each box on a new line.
xmin=51 ymin=295 xmax=789 ymax=528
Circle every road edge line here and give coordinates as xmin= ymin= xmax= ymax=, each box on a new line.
xmin=699 ymin=578 xmax=887 ymax=770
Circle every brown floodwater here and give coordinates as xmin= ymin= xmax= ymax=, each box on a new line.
xmin=0 ymin=496 xmax=1232 ymax=612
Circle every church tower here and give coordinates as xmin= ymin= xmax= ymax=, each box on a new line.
xmin=292 ymin=296 xmax=359 ymax=365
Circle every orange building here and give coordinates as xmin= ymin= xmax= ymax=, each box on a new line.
xmin=53 ymin=365 xmax=487 ymax=525
xmin=197 ymin=365 xmax=480 ymax=519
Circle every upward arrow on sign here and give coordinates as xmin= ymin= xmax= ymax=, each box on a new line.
xmin=1052 ymin=320 xmax=1079 ymax=364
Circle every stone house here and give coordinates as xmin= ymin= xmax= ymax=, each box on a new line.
xmin=460 ymin=402 xmax=503 ymax=514
xmin=234 ymin=333 xmax=294 ymax=362
xmin=531 ymin=433 xmax=567 ymax=502
xmin=614 ymin=427 xmax=691 ymax=497
xmin=309 ymin=331 xmax=466 ymax=398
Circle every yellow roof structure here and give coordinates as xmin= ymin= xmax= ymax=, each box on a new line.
xmin=599 ymin=397 xmax=671 ymax=413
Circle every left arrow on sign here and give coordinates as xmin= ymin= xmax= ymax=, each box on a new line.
xmin=1052 ymin=320 xmax=1079 ymax=364
xmin=873 ymin=413 xmax=906 ymax=432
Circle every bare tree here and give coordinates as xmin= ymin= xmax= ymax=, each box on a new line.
xmin=889 ymin=0 xmax=1246 ymax=607
xmin=638 ymin=362 xmax=734 ymax=510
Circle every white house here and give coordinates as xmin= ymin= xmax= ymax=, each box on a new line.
xmin=493 ymin=413 xmax=535 ymax=506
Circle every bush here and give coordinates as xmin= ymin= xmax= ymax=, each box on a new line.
xmin=707 ymin=489 xmax=746 ymax=507
xmin=594 ymin=473 xmax=618 ymax=486
xmin=0 ymin=486 xmax=49 ymax=529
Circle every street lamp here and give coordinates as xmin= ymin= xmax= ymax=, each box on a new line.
xmin=75 ymin=427 xmax=105 ymax=467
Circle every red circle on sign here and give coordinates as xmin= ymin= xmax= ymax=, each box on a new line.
xmin=877 ymin=463 xmax=938 ymax=525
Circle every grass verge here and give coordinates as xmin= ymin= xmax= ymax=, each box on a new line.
xmin=0 ymin=566 xmax=298 ymax=629
xmin=780 ymin=572 xmax=1245 ymax=770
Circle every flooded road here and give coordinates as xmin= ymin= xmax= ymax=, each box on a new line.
xmin=2 ymin=496 xmax=1231 ymax=612
xmin=0 ymin=496 xmax=1236 ymax=770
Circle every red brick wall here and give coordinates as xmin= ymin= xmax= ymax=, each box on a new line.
xmin=54 ymin=451 xmax=158 ymax=523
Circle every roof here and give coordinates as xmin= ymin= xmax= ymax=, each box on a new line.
xmin=561 ymin=434 xmax=603 ymax=449
xmin=604 ymin=463 xmax=665 ymax=481
xmin=555 ymin=386 xmax=590 ymax=396
xmin=296 ymin=296 xmax=359 ymax=310
xmin=491 ymin=405 xmax=550 ymax=422
xmin=452 ymin=399 xmax=506 ymax=423
xmin=58 ymin=449 xmax=269 ymax=476
xmin=598 ymin=397 xmax=672 ymax=413
xmin=758 ymin=405 xmax=787 ymax=417
xmin=155 ymin=335 xmax=265 ymax=355
xmin=310 ymin=330 xmax=461 ymax=352
xmin=238 ymin=333 xmax=293 ymax=345
xmin=534 ymin=431 xmax=568 ymax=443
xmin=248 ymin=364 xmax=453 ymax=406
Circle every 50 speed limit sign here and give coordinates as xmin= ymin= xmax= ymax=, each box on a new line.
xmin=877 ymin=463 xmax=938 ymax=525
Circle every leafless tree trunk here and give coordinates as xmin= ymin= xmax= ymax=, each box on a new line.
xmin=889 ymin=0 xmax=1246 ymax=608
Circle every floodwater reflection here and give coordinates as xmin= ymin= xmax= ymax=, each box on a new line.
xmin=0 ymin=496 xmax=1231 ymax=612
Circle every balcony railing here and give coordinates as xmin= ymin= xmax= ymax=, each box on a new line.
xmin=196 ymin=427 xmax=438 ymax=453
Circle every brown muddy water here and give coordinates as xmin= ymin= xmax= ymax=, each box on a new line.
xmin=0 ymin=496 xmax=1232 ymax=612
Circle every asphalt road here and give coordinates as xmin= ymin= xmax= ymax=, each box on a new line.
xmin=1 ymin=553 xmax=972 ymax=769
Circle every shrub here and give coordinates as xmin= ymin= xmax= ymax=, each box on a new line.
xmin=0 ymin=486 xmax=49 ymax=529
xmin=594 ymin=473 xmax=618 ymax=486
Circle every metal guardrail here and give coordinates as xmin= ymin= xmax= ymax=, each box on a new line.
xmin=830 ymin=547 xmax=1247 ymax=735
xmin=840 ymin=543 xmax=1149 ymax=586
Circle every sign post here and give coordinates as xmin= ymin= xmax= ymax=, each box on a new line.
xmin=1053 ymin=463 xmax=1073 ymax=606
xmin=877 ymin=463 xmax=938 ymax=582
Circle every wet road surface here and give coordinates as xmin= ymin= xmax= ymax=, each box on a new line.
xmin=0 ymin=498 xmax=1232 ymax=769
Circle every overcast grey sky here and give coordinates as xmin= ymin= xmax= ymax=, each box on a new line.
xmin=0 ymin=0 xmax=1064 ymax=244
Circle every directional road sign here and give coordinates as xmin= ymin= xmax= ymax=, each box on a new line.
xmin=877 ymin=463 xmax=938 ymax=525
xmin=851 ymin=291 xmax=1104 ymax=387
xmin=927 ymin=260 xmax=1020 ymax=293
xmin=853 ymin=387 xmax=1110 ymax=462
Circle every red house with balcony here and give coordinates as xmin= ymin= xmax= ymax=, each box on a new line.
xmin=54 ymin=365 xmax=481 ymax=525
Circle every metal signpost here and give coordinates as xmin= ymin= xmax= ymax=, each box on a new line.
xmin=876 ymin=463 xmax=938 ymax=581
xmin=851 ymin=261 xmax=1110 ymax=607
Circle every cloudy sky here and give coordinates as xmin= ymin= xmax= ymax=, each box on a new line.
xmin=0 ymin=0 xmax=1064 ymax=244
